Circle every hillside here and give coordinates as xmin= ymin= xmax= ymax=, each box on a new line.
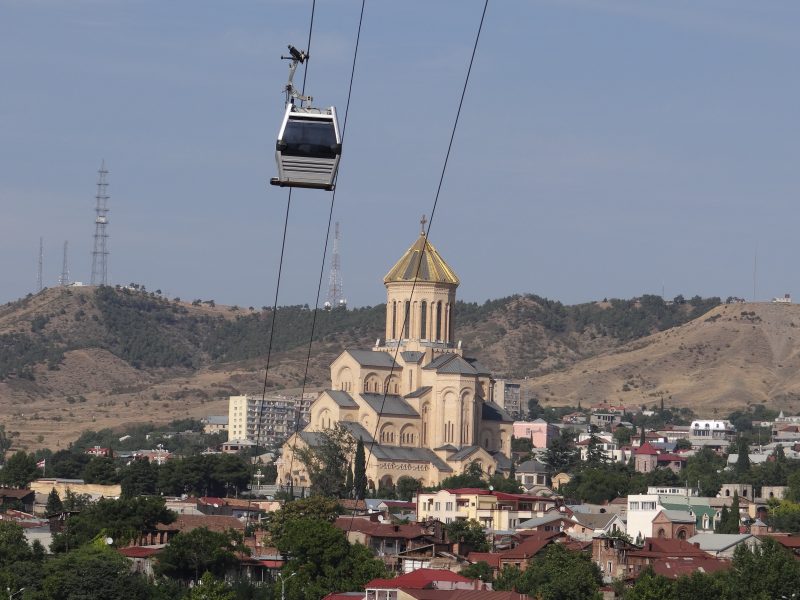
xmin=526 ymin=302 xmax=800 ymax=415
xmin=0 ymin=286 xmax=720 ymax=448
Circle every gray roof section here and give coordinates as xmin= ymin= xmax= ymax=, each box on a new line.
xmin=423 ymin=353 xmax=455 ymax=371
xmin=361 ymin=393 xmax=420 ymax=417
xmin=517 ymin=460 xmax=549 ymax=474
xmin=434 ymin=444 xmax=458 ymax=452
xmin=687 ymin=533 xmax=755 ymax=552
xmin=326 ymin=390 xmax=359 ymax=408
xmin=449 ymin=446 xmax=480 ymax=461
xmin=660 ymin=510 xmax=696 ymax=524
xmin=517 ymin=513 xmax=568 ymax=529
xmin=404 ymin=386 xmax=432 ymax=399
xmin=436 ymin=356 xmax=479 ymax=375
xmin=205 ymin=415 xmax=228 ymax=425
xmin=300 ymin=422 xmax=376 ymax=446
xmin=346 ymin=350 xmax=398 ymax=369
xmin=482 ymin=401 xmax=514 ymax=422
xmin=401 ymin=351 xmax=425 ymax=364
xmin=572 ymin=512 xmax=618 ymax=530
xmin=491 ymin=451 xmax=512 ymax=471
xmin=465 ymin=357 xmax=491 ymax=375
xmin=370 ymin=445 xmax=453 ymax=473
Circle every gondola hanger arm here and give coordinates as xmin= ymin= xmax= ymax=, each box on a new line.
xmin=282 ymin=44 xmax=313 ymax=106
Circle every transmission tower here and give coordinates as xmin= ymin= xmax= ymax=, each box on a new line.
xmin=325 ymin=222 xmax=346 ymax=310
xmin=59 ymin=241 xmax=70 ymax=286
xmin=37 ymin=237 xmax=43 ymax=292
xmin=90 ymin=161 xmax=110 ymax=285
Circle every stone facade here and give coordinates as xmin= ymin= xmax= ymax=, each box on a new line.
xmin=278 ymin=229 xmax=513 ymax=490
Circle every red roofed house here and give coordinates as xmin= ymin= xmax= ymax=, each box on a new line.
xmin=634 ymin=443 xmax=659 ymax=473
xmin=366 ymin=568 xmax=477 ymax=593
xmin=118 ymin=546 xmax=161 ymax=579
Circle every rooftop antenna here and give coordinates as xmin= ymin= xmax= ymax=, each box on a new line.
xmin=90 ymin=161 xmax=110 ymax=286
xmin=325 ymin=222 xmax=346 ymax=310
xmin=37 ymin=237 xmax=43 ymax=292
xmin=59 ymin=241 xmax=70 ymax=286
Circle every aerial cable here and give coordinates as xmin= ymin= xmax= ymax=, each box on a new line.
xmin=283 ymin=0 xmax=367 ymax=496
xmin=355 ymin=0 xmax=490 ymax=519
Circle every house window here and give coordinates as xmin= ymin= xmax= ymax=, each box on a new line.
xmin=446 ymin=502 xmax=453 ymax=511
xmin=435 ymin=502 xmax=440 ymax=511
xmin=630 ymin=502 xmax=640 ymax=511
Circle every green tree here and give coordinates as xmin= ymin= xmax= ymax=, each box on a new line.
xmin=274 ymin=518 xmax=387 ymax=600
xmin=460 ymin=560 xmax=493 ymax=583
xmin=295 ymin=423 xmax=354 ymax=497
xmin=156 ymin=527 xmax=246 ymax=582
xmin=562 ymin=463 xmax=634 ymax=504
xmin=444 ymin=519 xmax=489 ymax=552
xmin=494 ymin=564 xmax=522 ymax=591
xmin=186 ymin=572 xmax=236 ymax=600
xmin=787 ymin=470 xmax=800 ymax=503
xmin=395 ymin=476 xmax=421 ymax=502
xmin=344 ymin=465 xmax=354 ymax=497
xmin=120 ymin=458 xmax=158 ymax=497
xmin=684 ymin=447 xmax=724 ymax=497
xmin=51 ymin=496 xmax=175 ymax=552
xmin=354 ymin=437 xmax=367 ymax=500
xmin=0 ymin=425 xmax=12 ymax=465
xmin=725 ymin=537 xmax=800 ymax=599
xmin=514 ymin=544 xmax=602 ymax=599
xmin=767 ymin=499 xmax=800 ymax=533
xmin=0 ymin=451 xmax=38 ymax=487
xmin=543 ymin=430 xmax=577 ymax=473
xmin=266 ymin=496 xmax=341 ymax=544
xmin=674 ymin=438 xmax=692 ymax=451
xmin=613 ymin=426 xmax=632 ymax=446
xmin=45 ymin=488 xmax=63 ymax=515
xmin=439 ymin=460 xmax=486 ymax=489
xmin=586 ymin=434 xmax=607 ymax=467
xmin=673 ymin=570 xmax=726 ymax=600
xmin=488 ymin=473 xmax=523 ymax=493
xmin=624 ymin=567 xmax=674 ymax=600
xmin=41 ymin=545 xmax=153 ymax=600
xmin=83 ymin=456 xmax=120 ymax=484
xmin=734 ymin=438 xmax=751 ymax=474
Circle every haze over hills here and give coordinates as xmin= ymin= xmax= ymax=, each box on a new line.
xmin=0 ymin=284 xmax=771 ymax=449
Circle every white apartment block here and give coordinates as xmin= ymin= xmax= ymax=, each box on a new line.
xmin=227 ymin=395 xmax=311 ymax=447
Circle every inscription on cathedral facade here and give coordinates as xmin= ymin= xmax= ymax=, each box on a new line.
xmin=377 ymin=461 xmax=429 ymax=472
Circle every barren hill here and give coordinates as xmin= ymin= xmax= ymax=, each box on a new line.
xmin=526 ymin=302 xmax=800 ymax=415
xmin=0 ymin=286 xmax=721 ymax=449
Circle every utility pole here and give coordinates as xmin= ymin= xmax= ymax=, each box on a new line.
xmin=325 ymin=221 xmax=346 ymax=309
xmin=90 ymin=161 xmax=110 ymax=286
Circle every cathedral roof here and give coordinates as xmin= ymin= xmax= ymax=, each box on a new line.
xmin=424 ymin=353 xmax=479 ymax=375
xmin=361 ymin=393 xmax=419 ymax=417
xmin=449 ymin=446 xmax=481 ymax=461
xmin=383 ymin=233 xmax=459 ymax=286
xmin=482 ymin=401 xmax=514 ymax=423
xmin=400 ymin=351 xmax=425 ymax=364
xmin=370 ymin=445 xmax=453 ymax=472
xmin=404 ymin=386 xmax=432 ymax=399
xmin=326 ymin=390 xmax=359 ymax=408
xmin=345 ymin=350 xmax=398 ymax=368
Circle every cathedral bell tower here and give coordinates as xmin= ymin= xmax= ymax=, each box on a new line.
xmin=382 ymin=216 xmax=459 ymax=349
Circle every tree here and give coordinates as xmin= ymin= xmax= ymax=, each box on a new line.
xmin=488 ymin=473 xmax=523 ymax=493
xmin=684 ymin=447 xmax=724 ymax=497
xmin=494 ymin=565 xmax=522 ymax=591
xmin=274 ymin=518 xmax=387 ymax=600
xmin=354 ymin=437 xmax=367 ymax=500
xmin=613 ymin=426 xmax=632 ymax=446
xmin=787 ymin=470 xmax=800 ymax=503
xmin=725 ymin=537 xmax=800 ymax=598
xmin=624 ymin=567 xmax=674 ymax=600
xmin=460 ymin=560 xmax=493 ymax=583
xmin=444 ymin=519 xmax=489 ymax=552
xmin=295 ymin=423 xmax=354 ymax=497
xmin=586 ymin=434 xmax=607 ymax=467
xmin=543 ymin=430 xmax=577 ymax=474
xmin=0 ymin=451 xmax=38 ymax=487
xmin=439 ymin=460 xmax=486 ymax=489
xmin=186 ymin=572 xmax=236 ymax=600
xmin=767 ymin=499 xmax=800 ymax=533
xmin=120 ymin=458 xmax=158 ymax=497
xmin=344 ymin=465 xmax=354 ymax=497
xmin=0 ymin=425 xmax=11 ymax=465
xmin=395 ymin=476 xmax=421 ymax=502
xmin=45 ymin=488 xmax=63 ymax=515
xmin=83 ymin=456 xmax=119 ymax=484
xmin=735 ymin=438 xmax=751 ymax=474
xmin=561 ymin=463 xmax=634 ymax=504
xmin=266 ymin=496 xmax=341 ymax=544
xmin=512 ymin=544 xmax=602 ymax=599
xmin=156 ymin=527 xmax=246 ymax=582
xmin=41 ymin=545 xmax=153 ymax=600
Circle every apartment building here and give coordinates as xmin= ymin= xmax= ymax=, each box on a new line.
xmin=227 ymin=395 xmax=311 ymax=447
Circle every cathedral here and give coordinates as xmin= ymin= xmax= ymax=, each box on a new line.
xmin=278 ymin=224 xmax=513 ymax=491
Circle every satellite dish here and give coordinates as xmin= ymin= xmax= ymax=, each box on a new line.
xmin=105 ymin=537 xmax=114 ymax=545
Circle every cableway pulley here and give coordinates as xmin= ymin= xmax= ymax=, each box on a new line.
xmin=270 ymin=45 xmax=342 ymax=191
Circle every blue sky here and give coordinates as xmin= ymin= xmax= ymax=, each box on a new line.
xmin=2 ymin=1 xmax=799 ymax=308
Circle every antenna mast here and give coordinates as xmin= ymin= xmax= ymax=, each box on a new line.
xmin=37 ymin=237 xmax=43 ymax=292
xmin=90 ymin=161 xmax=110 ymax=286
xmin=59 ymin=241 xmax=70 ymax=286
xmin=325 ymin=222 xmax=346 ymax=309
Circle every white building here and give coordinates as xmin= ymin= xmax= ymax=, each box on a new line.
xmin=227 ymin=395 xmax=311 ymax=447
xmin=690 ymin=420 xmax=735 ymax=440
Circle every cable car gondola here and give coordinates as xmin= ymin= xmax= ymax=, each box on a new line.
xmin=270 ymin=45 xmax=342 ymax=191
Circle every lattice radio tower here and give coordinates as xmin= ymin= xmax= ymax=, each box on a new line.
xmin=37 ymin=237 xmax=43 ymax=292
xmin=59 ymin=241 xmax=70 ymax=286
xmin=90 ymin=161 xmax=110 ymax=286
xmin=325 ymin=221 xmax=346 ymax=310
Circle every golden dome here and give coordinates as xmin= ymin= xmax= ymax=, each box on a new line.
xmin=384 ymin=233 xmax=459 ymax=286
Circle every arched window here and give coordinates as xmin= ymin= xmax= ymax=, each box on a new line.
xmin=420 ymin=301 xmax=427 ymax=339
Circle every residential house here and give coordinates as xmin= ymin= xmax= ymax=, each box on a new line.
xmin=0 ymin=488 xmax=35 ymax=513
xmin=569 ymin=512 xmax=626 ymax=541
xmin=687 ymin=533 xmax=760 ymax=558
xmin=651 ymin=510 xmax=696 ymax=540
xmin=512 ymin=420 xmax=558 ymax=449
xmin=514 ymin=460 xmax=551 ymax=489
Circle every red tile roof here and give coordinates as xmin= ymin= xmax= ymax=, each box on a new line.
xmin=650 ymin=556 xmax=730 ymax=578
xmin=656 ymin=453 xmax=687 ymax=463
xmin=367 ymin=568 xmax=474 ymax=590
xmin=157 ymin=514 xmax=244 ymax=533
xmin=119 ymin=546 xmax=162 ymax=559
xmin=629 ymin=538 xmax=706 ymax=558
xmin=635 ymin=443 xmax=659 ymax=456
xmin=334 ymin=517 xmax=431 ymax=540
xmin=465 ymin=552 xmax=500 ymax=568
